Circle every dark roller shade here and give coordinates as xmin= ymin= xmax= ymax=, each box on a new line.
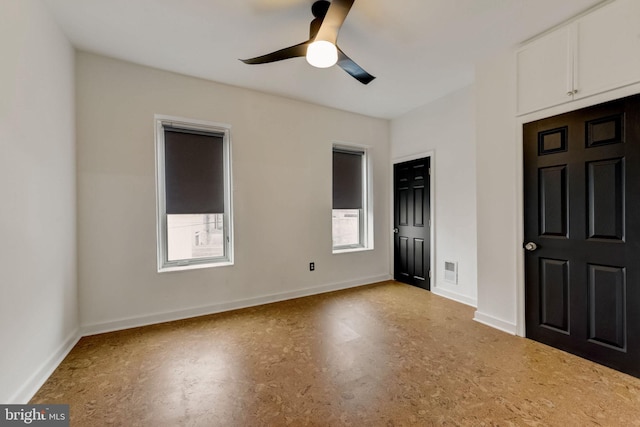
xmin=333 ymin=149 xmax=363 ymax=209
xmin=164 ymin=127 xmax=224 ymax=214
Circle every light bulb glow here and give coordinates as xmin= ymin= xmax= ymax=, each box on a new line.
xmin=306 ymin=41 xmax=338 ymax=68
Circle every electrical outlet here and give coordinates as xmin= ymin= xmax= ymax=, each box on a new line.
xmin=309 ymin=262 xmax=315 ymax=271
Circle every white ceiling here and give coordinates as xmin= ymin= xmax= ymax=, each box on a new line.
xmin=42 ymin=0 xmax=603 ymax=119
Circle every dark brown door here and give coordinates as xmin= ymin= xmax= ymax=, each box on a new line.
xmin=524 ymin=94 xmax=640 ymax=377
xmin=394 ymin=158 xmax=430 ymax=290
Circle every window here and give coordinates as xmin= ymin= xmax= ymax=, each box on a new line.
xmin=332 ymin=145 xmax=372 ymax=252
xmin=155 ymin=115 xmax=233 ymax=271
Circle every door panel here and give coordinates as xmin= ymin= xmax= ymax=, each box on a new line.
xmin=414 ymin=187 xmax=424 ymax=227
xmin=539 ymin=258 xmax=569 ymax=333
xmin=394 ymin=158 xmax=430 ymax=290
xmin=413 ymin=239 xmax=425 ymax=280
xmin=587 ymin=158 xmax=624 ymax=240
xmin=539 ymin=165 xmax=568 ymax=237
xmin=524 ymin=93 xmax=640 ymax=378
xmin=398 ymin=237 xmax=409 ymax=278
xmin=399 ymin=188 xmax=409 ymax=226
xmin=587 ymin=264 xmax=626 ymax=350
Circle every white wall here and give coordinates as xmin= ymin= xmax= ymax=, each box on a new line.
xmin=473 ymin=50 xmax=519 ymax=334
xmin=0 ymin=0 xmax=77 ymax=403
xmin=391 ymin=86 xmax=478 ymax=306
xmin=76 ymin=52 xmax=391 ymax=333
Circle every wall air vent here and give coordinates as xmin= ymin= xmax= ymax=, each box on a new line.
xmin=444 ymin=261 xmax=458 ymax=284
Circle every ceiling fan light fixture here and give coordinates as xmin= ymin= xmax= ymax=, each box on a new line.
xmin=241 ymin=0 xmax=375 ymax=84
xmin=306 ymin=40 xmax=338 ymax=68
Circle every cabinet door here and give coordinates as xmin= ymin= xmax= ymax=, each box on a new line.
xmin=576 ymin=0 xmax=640 ymax=98
xmin=517 ymin=27 xmax=574 ymax=115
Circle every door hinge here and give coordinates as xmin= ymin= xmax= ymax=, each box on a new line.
xmin=429 ymin=270 xmax=432 ymax=279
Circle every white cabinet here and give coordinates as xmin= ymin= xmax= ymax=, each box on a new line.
xmin=576 ymin=0 xmax=640 ymax=98
xmin=516 ymin=27 xmax=574 ymax=115
xmin=517 ymin=0 xmax=640 ymax=115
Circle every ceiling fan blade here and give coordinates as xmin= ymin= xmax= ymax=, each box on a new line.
xmin=240 ymin=40 xmax=310 ymax=64
xmin=337 ymin=47 xmax=375 ymax=85
xmin=315 ymin=0 xmax=355 ymax=44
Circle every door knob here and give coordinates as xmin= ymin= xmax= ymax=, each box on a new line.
xmin=524 ymin=242 xmax=538 ymax=251
xmin=393 ymin=228 xmax=399 ymax=234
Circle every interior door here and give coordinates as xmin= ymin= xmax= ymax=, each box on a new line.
xmin=523 ymin=94 xmax=640 ymax=377
xmin=394 ymin=158 xmax=430 ymax=290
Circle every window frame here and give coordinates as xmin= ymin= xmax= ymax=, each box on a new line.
xmin=332 ymin=143 xmax=374 ymax=253
xmin=154 ymin=114 xmax=234 ymax=272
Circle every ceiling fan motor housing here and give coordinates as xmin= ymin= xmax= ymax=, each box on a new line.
xmin=311 ymin=1 xmax=330 ymax=19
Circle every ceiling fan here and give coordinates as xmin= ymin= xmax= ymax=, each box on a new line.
xmin=240 ymin=0 xmax=375 ymax=85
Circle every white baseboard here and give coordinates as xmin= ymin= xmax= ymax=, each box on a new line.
xmin=473 ymin=310 xmax=517 ymax=335
xmin=9 ymin=329 xmax=81 ymax=404
xmin=81 ymin=274 xmax=392 ymax=336
xmin=431 ymin=285 xmax=477 ymax=308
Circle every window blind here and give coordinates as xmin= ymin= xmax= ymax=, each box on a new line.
xmin=333 ymin=149 xmax=363 ymax=209
xmin=164 ymin=126 xmax=224 ymax=214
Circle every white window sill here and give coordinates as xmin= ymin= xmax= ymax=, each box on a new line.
xmin=158 ymin=260 xmax=233 ymax=273
xmin=332 ymin=246 xmax=373 ymax=255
